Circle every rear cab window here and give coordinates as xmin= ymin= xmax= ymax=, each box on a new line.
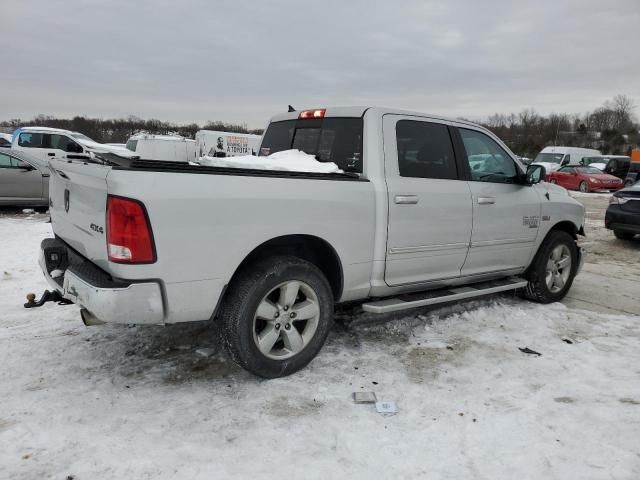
xmin=259 ymin=117 xmax=363 ymax=173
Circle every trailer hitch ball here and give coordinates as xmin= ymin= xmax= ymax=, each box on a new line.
xmin=26 ymin=293 xmax=36 ymax=306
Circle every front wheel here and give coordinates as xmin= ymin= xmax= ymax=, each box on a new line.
xmin=219 ymin=256 xmax=334 ymax=378
xmin=579 ymin=181 xmax=589 ymax=192
xmin=521 ymin=230 xmax=578 ymax=303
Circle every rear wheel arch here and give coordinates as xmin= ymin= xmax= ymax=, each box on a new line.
xmin=226 ymin=234 xmax=344 ymax=302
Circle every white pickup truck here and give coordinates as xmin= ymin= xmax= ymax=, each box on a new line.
xmin=32 ymin=107 xmax=585 ymax=378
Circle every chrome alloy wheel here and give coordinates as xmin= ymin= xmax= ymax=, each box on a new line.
xmin=545 ymin=244 xmax=572 ymax=293
xmin=252 ymin=281 xmax=320 ymax=360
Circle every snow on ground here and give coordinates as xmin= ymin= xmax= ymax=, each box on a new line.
xmin=568 ymin=190 xmax=613 ymax=199
xmin=196 ymin=149 xmax=343 ymax=173
xmin=1 ymin=217 xmax=640 ymax=479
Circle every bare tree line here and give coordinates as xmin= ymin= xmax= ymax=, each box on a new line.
xmin=0 ymin=115 xmax=264 ymax=143
xmin=479 ymin=94 xmax=638 ymax=157
xmin=1 ymin=95 xmax=637 ymax=156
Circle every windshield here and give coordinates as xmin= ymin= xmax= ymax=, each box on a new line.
xmin=534 ymin=153 xmax=564 ymax=164
xmin=126 ymin=139 xmax=138 ymax=152
xmin=577 ymin=167 xmax=603 ymax=175
xmin=582 ymin=157 xmax=605 ymax=166
xmin=259 ymin=117 xmax=363 ymax=173
xmin=70 ymin=132 xmax=95 ymax=142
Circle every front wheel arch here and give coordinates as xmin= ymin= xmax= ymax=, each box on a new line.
xmin=525 ymin=221 xmax=580 ymax=276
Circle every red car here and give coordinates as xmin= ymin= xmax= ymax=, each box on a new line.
xmin=546 ymin=166 xmax=624 ymax=192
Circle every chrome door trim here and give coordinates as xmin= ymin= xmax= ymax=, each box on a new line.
xmin=389 ymin=242 xmax=469 ymax=255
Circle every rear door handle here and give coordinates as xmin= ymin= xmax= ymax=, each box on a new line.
xmin=477 ymin=197 xmax=495 ymax=205
xmin=395 ymin=195 xmax=418 ymax=205
xmin=48 ymin=152 xmax=55 ymax=157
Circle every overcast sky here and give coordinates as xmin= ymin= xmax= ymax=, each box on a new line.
xmin=2 ymin=0 xmax=639 ymax=128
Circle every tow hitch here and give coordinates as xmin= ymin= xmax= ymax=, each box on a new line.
xmin=24 ymin=290 xmax=73 ymax=308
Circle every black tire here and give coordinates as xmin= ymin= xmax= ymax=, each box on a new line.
xmin=521 ymin=230 xmax=578 ymax=304
xmin=579 ymin=181 xmax=589 ymax=193
xmin=219 ymin=255 xmax=334 ymax=378
xmin=614 ymin=230 xmax=635 ymax=240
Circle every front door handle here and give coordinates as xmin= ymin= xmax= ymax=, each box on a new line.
xmin=477 ymin=196 xmax=495 ymax=205
xmin=395 ymin=195 xmax=418 ymax=205
xmin=47 ymin=152 xmax=55 ymax=157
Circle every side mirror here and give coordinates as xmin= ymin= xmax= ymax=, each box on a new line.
xmin=525 ymin=164 xmax=545 ymax=185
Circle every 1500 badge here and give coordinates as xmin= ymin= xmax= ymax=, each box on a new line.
xmin=522 ymin=216 xmax=539 ymax=228
xmin=90 ymin=223 xmax=104 ymax=234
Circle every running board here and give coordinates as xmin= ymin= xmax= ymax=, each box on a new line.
xmin=361 ymin=277 xmax=528 ymax=314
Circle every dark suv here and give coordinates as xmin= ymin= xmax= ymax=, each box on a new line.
xmin=606 ymin=183 xmax=640 ymax=240
xmin=625 ymin=162 xmax=640 ymax=187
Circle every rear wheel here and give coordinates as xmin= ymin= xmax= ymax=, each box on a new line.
xmin=549 ymin=179 xmax=557 ymax=184
xmin=219 ymin=256 xmax=334 ymax=378
xmin=522 ymin=230 xmax=578 ymax=303
xmin=614 ymin=230 xmax=635 ymax=240
xmin=579 ymin=181 xmax=589 ymax=192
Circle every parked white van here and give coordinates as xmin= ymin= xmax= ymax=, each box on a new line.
xmin=533 ymin=146 xmax=601 ymax=173
xmin=125 ymin=134 xmax=196 ymax=163
xmin=11 ymin=127 xmax=136 ymax=163
xmin=195 ymin=130 xmax=261 ymax=158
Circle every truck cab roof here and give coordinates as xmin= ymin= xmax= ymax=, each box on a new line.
xmin=269 ymin=106 xmax=484 ymax=130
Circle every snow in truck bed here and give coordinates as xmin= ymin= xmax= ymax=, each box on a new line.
xmin=195 ymin=149 xmax=343 ymax=173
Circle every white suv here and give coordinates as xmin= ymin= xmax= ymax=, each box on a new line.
xmin=11 ymin=127 xmax=135 ymax=163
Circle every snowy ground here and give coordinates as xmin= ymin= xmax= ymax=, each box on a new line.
xmin=1 ymin=196 xmax=639 ymax=479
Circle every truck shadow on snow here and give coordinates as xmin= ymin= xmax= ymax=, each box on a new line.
xmin=84 ymin=294 xmax=520 ymax=387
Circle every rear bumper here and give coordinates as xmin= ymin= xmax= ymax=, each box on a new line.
xmin=39 ymin=238 xmax=165 ymax=325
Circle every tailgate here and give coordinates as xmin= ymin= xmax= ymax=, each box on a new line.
xmin=48 ymin=160 xmax=111 ymax=271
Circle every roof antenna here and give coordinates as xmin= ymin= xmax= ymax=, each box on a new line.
xmin=288 ymin=105 xmax=296 ymax=112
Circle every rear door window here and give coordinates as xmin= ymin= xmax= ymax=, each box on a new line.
xmin=18 ymin=132 xmax=44 ymax=148
xmin=395 ymin=120 xmax=458 ymax=179
xmin=260 ymin=117 xmax=363 ymax=173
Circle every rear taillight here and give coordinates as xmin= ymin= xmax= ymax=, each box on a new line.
xmin=610 ymin=195 xmax=629 ymax=205
xmin=298 ymin=109 xmax=326 ymax=119
xmin=106 ymin=195 xmax=156 ymax=263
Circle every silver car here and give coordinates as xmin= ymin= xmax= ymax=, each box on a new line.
xmin=0 ymin=149 xmax=50 ymax=207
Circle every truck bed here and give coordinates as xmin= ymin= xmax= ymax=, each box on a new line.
xmin=47 ymin=158 xmax=376 ymax=324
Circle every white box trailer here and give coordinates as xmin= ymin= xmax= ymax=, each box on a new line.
xmin=195 ymin=130 xmax=261 ymax=158
xmin=125 ymin=134 xmax=197 ymax=162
